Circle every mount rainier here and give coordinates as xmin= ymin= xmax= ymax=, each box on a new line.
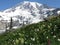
xmin=0 ymin=1 xmax=60 ymax=31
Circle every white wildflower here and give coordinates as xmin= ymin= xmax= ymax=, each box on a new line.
xmin=53 ymin=35 xmax=56 ymax=38
xmin=31 ymin=38 xmax=35 ymax=41
xmin=46 ymin=36 xmax=48 ymax=39
xmin=58 ymin=39 xmax=60 ymax=41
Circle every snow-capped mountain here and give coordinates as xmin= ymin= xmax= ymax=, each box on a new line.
xmin=0 ymin=1 xmax=60 ymax=30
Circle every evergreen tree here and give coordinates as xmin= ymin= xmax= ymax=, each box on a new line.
xmin=9 ymin=17 xmax=13 ymax=29
xmin=5 ymin=23 xmax=7 ymax=31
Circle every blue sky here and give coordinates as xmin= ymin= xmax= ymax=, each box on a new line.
xmin=0 ymin=0 xmax=60 ymax=11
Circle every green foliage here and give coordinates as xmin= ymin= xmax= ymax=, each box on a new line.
xmin=0 ymin=15 xmax=60 ymax=45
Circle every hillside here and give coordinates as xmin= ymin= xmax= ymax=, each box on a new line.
xmin=0 ymin=15 xmax=60 ymax=45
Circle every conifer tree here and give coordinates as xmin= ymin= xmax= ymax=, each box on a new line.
xmin=9 ymin=17 xmax=13 ymax=29
xmin=5 ymin=23 xmax=7 ymax=31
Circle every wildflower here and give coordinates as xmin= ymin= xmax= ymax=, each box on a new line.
xmin=46 ymin=36 xmax=48 ymax=39
xmin=58 ymin=39 xmax=60 ymax=41
xmin=53 ymin=35 xmax=56 ymax=38
xmin=31 ymin=38 xmax=35 ymax=41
